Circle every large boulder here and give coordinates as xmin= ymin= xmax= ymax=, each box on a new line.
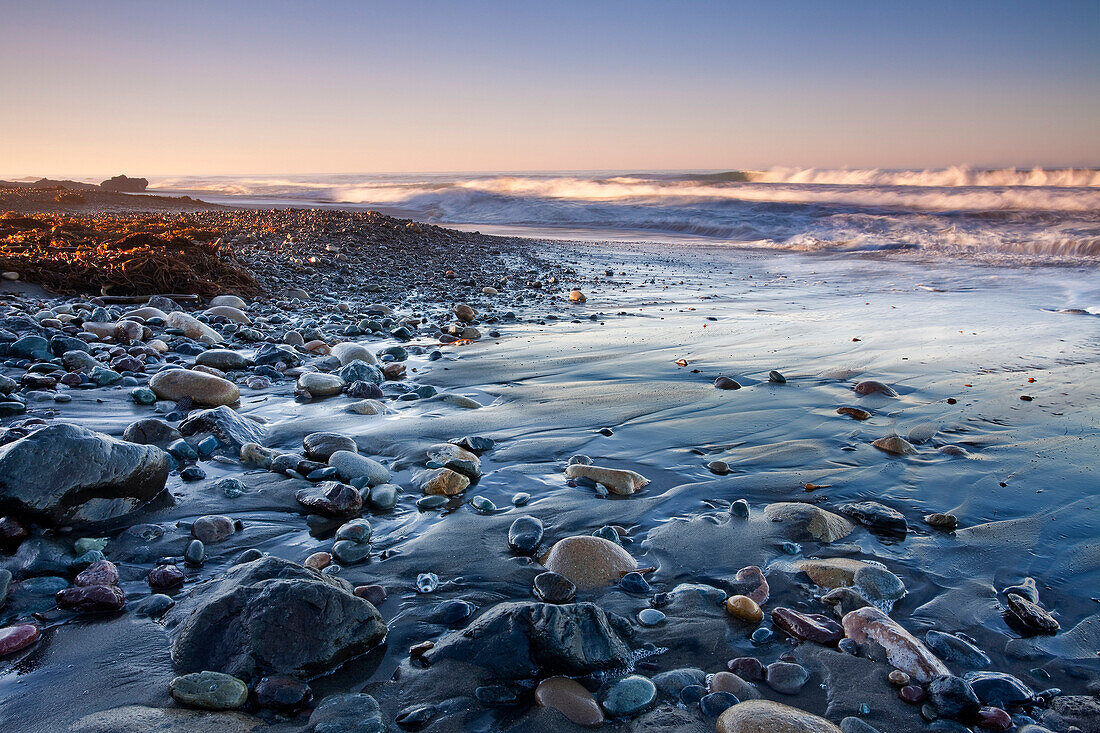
xmin=423 ymin=601 xmax=634 ymax=679
xmin=0 ymin=423 xmax=168 ymax=525
xmin=166 ymin=557 xmax=385 ymax=680
xmin=99 ymin=175 xmax=149 ymax=192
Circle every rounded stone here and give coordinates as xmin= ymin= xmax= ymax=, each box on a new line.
xmin=169 ymin=671 xmax=249 ymax=710
xmin=149 ymin=368 xmax=239 ymax=406
xmin=539 ymin=536 xmax=636 ymax=590
xmin=297 ymin=372 xmax=345 ymax=398
xmin=0 ymin=624 xmax=41 ymax=656
xmin=701 ymin=691 xmax=741 ymax=717
xmin=717 ymin=700 xmax=843 ymax=733
xmin=766 ymin=662 xmax=810 ymax=695
xmin=533 ymin=571 xmax=577 ymax=604
xmin=192 ymin=515 xmax=236 ymax=544
xmin=638 ymin=608 xmax=666 ymax=626
xmin=600 ymin=675 xmax=657 ymax=717
xmin=726 ymin=595 xmax=764 ymax=623
xmin=535 ymin=676 xmax=605 ymax=726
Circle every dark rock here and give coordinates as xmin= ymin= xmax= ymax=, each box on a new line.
xmin=533 ymin=572 xmax=576 ymax=604
xmin=925 ymin=630 xmax=991 ymax=670
xmin=1004 ymin=593 xmax=1059 ymax=635
xmin=963 ymin=671 xmax=1034 ymax=707
xmin=252 ymin=343 xmax=301 ymax=368
xmin=100 ymin=175 xmax=148 ymax=192
xmin=423 ymin=601 xmax=633 ymax=679
xmin=765 ymin=661 xmax=810 ymax=694
xmin=1043 ymin=695 xmax=1100 ymax=733
xmin=148 ymin=564 xmax=186 ymax=589
xmin=928 ymin=675 xmax=981 ymax=720
xmin=714 ymin=376 xmax=741 ymax=390
xmin=0 ymin=537 xmax=74 ymax=580
xmin=0 ymin=423 xmax=168 ymax=526
xmin=166 ymin=557 xmax=386 ymax=680
xmin=837 ymin=501 xmax=907 ymax=536
xmin=296 ymin=481 xmax=363 ymax=517
xmin=309 ymin=693 xmax=385 ymax=733
xmin=727 ymin=657 xmax=765 ymax=681
xmin=507 ymin=516 xmax=543 ymax=554
xmin=700 ymin=691 xmax=739 ymax=717
xmin=303 ymin=432 xmax=357 ymax=461
xmin=76 ymin=559 xmax=120 ymax=586
xmin=254 ymin=675 xmax=312 ymax=712
xmin=452 ymin=435 xmax=494 ymax=454
xmin=178 ymin=406 xmax=266 ymax=453
xmin=122 ymin=418 xmax=182 ymax=448
xmin=652 ymin=668 xmax=706 ymax=697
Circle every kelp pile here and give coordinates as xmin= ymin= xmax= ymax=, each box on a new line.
xmin=0 ymin=212 xmax=258 ymax=297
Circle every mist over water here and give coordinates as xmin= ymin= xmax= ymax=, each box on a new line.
xmin=152 ymin=168 xmax=1100 ymax=263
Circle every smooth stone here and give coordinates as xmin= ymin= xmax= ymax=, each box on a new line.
xmin=347 ymin=399 xmax=387 ymax=415
xmin=766 ymin=662 xmax=810 ymax=694
xmin=727 ymin=657 xmax=765 ymax=681
xmin=308 ymin=693 xmax=385 ymax=733
xmin=170 ymin=671 xmax=249 ymax=710
xmin=638 ymin=608 xmax=666 ymax=626
xmin=185 ymin=539 xmax=206 ymax=566
xmin=329 ymin=450 xmax=390 ymax=486
xmin=330 ymin=342 xmax=378 ymax=366
xmin=565 ymin=464 xmax=650 ymax=495
xmin=533 ymin=571 xmax=577 ymax=604
xmin=701 ymin=691 xmax=741 ymax=717
xmin=414 ymin=467 xmax=469 ymax=496
xmin=837 ymin=406 xmax=872 ymax=420
xmin=620 ymin=571 xmax=652 ymax=594
xmin=535 ymin=676 xmax=605 ymax=727
xmin=304 ymin=432 xmax=357 ymax=461
xmin=195 ymin=349 xmax=250 ymax=371
xmin=296 ymin=481 xmax=363 ymax=517
xmin=76 ymin=558 xmax=120 ymax=586
xmin=653 ymin=668 xmax=707 ymax=697
xmin=209 ymin=295 xmax=248 ymax=310
xmin=150 ymin=368 xmax=239 ymax=406
xmin=872 ymin=435 xmax=917 ymax=455
xmin=821 ymin=587 xmax=872 ymax=616
xmin=710 ymin=672 xmax=762 ymax=700
xmin=204 ymin=305 xmax=250 ymax=324
xmin=963 ymin=670 xmax=1035 ymax=706
xmin=725 ymin=594 xmax=764 ymax=623
xmin=331 ymin=540 xmax=371 ymax=565
xmin=600 ymin=675 xmax=657 ymax=716
xmin=56 ymin=583 xmax=126 ymax=612
xmin=354 ymin=585 xmax=386 ymax=606
xmin=508 ymin=516 xmax=544 ymax=554
xmin=539 ymin=535 xmax=636 ymax=590
xmin=842 ymin=606 xmax=950 ymax=682
xmin=837 ymin=500 xmax=908 ymax=536
xmin=796 ymin=558 xmax=870 ymax=589
xmin=716 ymin=700 xmax=843 ymax=733
xmin=771 ymin=607 xmax=843 ymax=644
xmin=853 ymin=565 xmax=906 ymax=603
xmin=148 ymin=564 xmax=186 ymax=589
xmin=853 ymin=380 xmax=897 ymax=397
xmin=715 ymin=376 xmax=742 ymax=390
xmin=166 ymin=311 xmax=223 ymax=343
xmin=192 ymin=515 xmax=237 ymax=544
xmin=368 ymin=484 xmax=399 ymax=510
xmin=426 ymin=442 xmax=481 ymax=479
xmin=297 ymin=372 xmax=345 ymax=397
xmin=764 ymin=502 xmax=854 ymax=543
xmin=0 ymin=624 xmax=41 ymax=656
xmin=134 ymin=593 xmax=175 ymax=618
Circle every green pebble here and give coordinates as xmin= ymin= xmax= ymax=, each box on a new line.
xmin=169 ymin=671 xmax=248 ymax=710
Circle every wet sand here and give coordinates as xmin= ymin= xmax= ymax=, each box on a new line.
xmin=1 ymin=212 xmax=1098 ymax=732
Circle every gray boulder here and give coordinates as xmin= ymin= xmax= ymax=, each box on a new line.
xmin=167 ymin=556 xmax=386 ymax=680
xmin=309 ymin=693 xmax=386 ymax=733
xmin=423 ymin=601 xmax=634 ymax=679
xmin=0 ymin=423 xmax=168 ymax=525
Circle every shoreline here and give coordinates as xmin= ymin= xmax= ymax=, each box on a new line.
xmin=1 ymin=195 xmax=1098 ymax=732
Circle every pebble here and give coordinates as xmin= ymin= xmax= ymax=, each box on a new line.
xmin=535 ymin=676 xmax=604 ymax=726
xmin=354 ymin=584 xmax=386 ymax=606
xmin=925 ymin=630 xmax=991 ymax=670
xmin=184 ymin=539 xmax=205 ymax=566
xmin=254 ymin=675 xmax=312 ymax=712
xmin=731 ymin=499 xmax=750 ymax=518
xmin=539 ymin=535 xmax=636 ymax=590
xmin=0 ymin=624 xmax=41 ymax=656
xmin=169 ymin=671 xmax=249 ymax=710
xmin=872 ymin=435 xmax=918 ymax=455
xmin=725 ymin=595 xmax=763 ymax=623
xmin=928 ymin=675 xmax=981 ymax=720
xmin=564 ymin=464 xmax=650 ymax=495
xmin=600 ymin=674 xmax=657 ymax=716
xmin=717 ymin=699 xmax=843 ymax=733
xmin=331 ymin=539 xmax=371 ymax=564
xmin=925 ymin=512 xmax=959 ymax=530
xmin=768 ymin=370 xmax=786 ymax=383
xmin=368 ymin=483 xmax=399 ymax=510
xmin=416 ymin=467 xmax=470 ymax=496
xmin=436 ymin=599 xmax=478 ymax=625
xmin=714 ymin=376 xmax=741 ymax=390
xmin=133 ymin=594 xmax=175 ymax=618
xmin=297 ymin=372 xmax=345 ymax=397
xmin=416 ymin=572 xmax=439 ymax=593
xmin=304 ymin=552 xmax=331 ymax=570
xmin=700 ymin=691 xmax=740 ymax=717
xmin=507 ymin=516 xmax=544 ymax=554
xmin=147 ymin=564 xmax=185 ymax=589
xmin=637 ymin=608 xmax=666 ymax=626
xmin=710 ymin=672 xmax=761 ymax=700
xmin=191 ymin=515 xmax=237 ymax=543
xmin=470 ymin=495 xmax=497 ymax=513
xmin=533 ymin=571 xmax=576 ymax=604
xmin=56 ymin=584 xmax=126 ymax=612
xmin=619 ymin=571 xmax=652 ymax=595
xmin=853 ymin=565 xmax=906 ymax=603
xmin=727 ymin=657 xmax=765 ymax=681
xmin=842 ymin=606 xmax=950 ymax=682
xmin=296 ymin=481 xmax=363 ymax=517
xmin=1005 ymin=593 xmax=1059 ymax=634
xmin=708 ymin=460 xmax=730 ymax=475
xmin=854 ymin=380 xmax=897 ymax=396
xmin=765 ymin=662 xmax=810 ymax=694
xmin=416 ymin=494 xmax=449 ymax=510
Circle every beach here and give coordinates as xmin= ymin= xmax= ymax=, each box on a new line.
xmin=0 ymin=185 xmax=1098 ymax=733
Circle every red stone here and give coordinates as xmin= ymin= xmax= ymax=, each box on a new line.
xmin=0 ymin=624 xmax=41 ymax=656
xmin=899 ymin=685 xmax=926 ymax=704
xmin=147 ymin=564 xmax=185 ymax=589
xmin=57 ymin=584 xmax=126 ymax=612
xmin=354 ymin=584 xmax=387 ymax=606
xmin=976 ymin=706 xmax=1013 ymax=731
xmin=727 ymin=656 xmax=765 ymax=681
xmin=771 ymin=607 xmax=843 ymax=644
xmin=75 ymin=559 xmax=120 ymax=587
xmin=734 ymin=565 xmax=769 ymax=604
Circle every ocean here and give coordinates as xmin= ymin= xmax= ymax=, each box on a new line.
xmin=149 ymin=167 xmax=1100 ymax=265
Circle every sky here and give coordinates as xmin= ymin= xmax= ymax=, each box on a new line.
xmin=1 ymin=1 xmax=1097 ymax=177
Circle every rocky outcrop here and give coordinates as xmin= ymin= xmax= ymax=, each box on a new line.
xmin=0 ymin=423 xmax=168 ymax=525
xmin=99 ymin=175 xmax=149 ymax=192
